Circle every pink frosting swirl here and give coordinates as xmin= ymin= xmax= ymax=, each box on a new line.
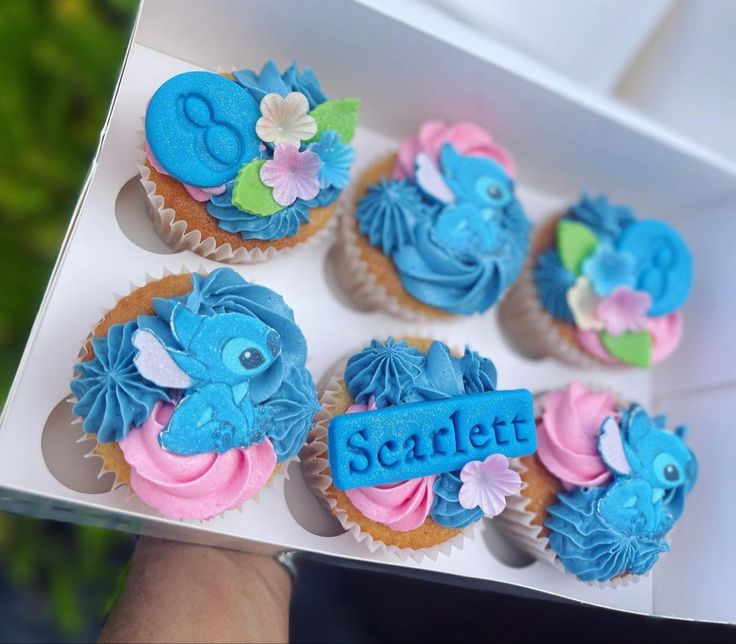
xmin=341 ymin=397 xmax=435 ymax=531
xmin=119 ymin=402 xmax=276 ymax=520
xmin=145 ymin=142 xmax=226 ymax=202
xmin=392 ymin=120 xmax=516 ymax=180
xmin=576 ymin=311 xmax=683 ymax=366
xmin=536 ymin=382 xmax=618 ymax=489
xmin=345 ymin=477 xmax=436 ymax=531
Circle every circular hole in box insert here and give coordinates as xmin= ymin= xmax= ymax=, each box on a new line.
xmin=42 ymin=397 xmax=115 ymax=494
xmin=284 ymin=460 xmax=345 ymax=537
xmin=481 ymin=520 xmax=535 ymax=568
xmin=115 ymin=176 xmax=178 ymax=254
xmin=322 ymin=243 xmax=376 ymax=313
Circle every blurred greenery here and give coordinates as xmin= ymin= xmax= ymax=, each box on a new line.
xmin=0 ymin=0 xmax=138 ymax=638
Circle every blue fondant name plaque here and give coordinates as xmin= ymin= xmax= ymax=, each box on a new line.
xmin=328 ymin=390 xmax=536 ymax=490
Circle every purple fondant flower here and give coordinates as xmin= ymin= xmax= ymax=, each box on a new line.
xmin=260 ymin=143 xmax=321 ymax=206
xmin=582 ymin=243 xmax=636 ymax=297
xmin=458 ymin=454 xmax=521 ymax=517
xmin=597 ymin=286 xmax=652 ymax=335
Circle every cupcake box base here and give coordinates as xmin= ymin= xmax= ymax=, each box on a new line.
xmin=1 ymin=0 xmax=734 ymax=624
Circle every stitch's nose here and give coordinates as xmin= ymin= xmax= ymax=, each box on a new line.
xmin=267 ymin=330 xmax=281 ymax=358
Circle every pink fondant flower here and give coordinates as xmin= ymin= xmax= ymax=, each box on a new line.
xmin=393 ymin=120 xmax=515 ymax=180
xmin=256 ymin=92 xmax=317 ymax=147
xmin=597 ymin=286 xmax=652 ymax=336
xmin=260 ymin=143 xmax=321 ymax=206
xmin=458 ymin=454 xmax=521 ymax=517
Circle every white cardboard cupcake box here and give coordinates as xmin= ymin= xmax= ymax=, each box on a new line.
xmin=0 ymin=0 xmax=733 ymax=623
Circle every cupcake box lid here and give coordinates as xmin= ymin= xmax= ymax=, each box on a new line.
xmin=0 ymin=0 xmax=733 ymax=624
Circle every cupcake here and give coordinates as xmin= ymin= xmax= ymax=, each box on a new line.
xmin=140 ymin=61 xmax=359 ymax=262
xmin=69 ymin=268 xmax=319 ymax=520
xmin=496 ymin=382 xmax=697 ymax=583
xmin=499 ymin=194 xmax=692 ymax=368
xmin=338 ymin=121 xmax=530 ymax=318
xmin=302 ymin=338 xmax=537 ymax=557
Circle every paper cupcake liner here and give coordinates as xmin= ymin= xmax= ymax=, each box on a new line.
xmin=69 ymin=266 xmax=291 ymax=521
xmin=493 ymin=387 xmax=660 ymax=589
xmin=498 ymin=251 xmax=607 ymax=368
xmin=136 ymin=133 xmax=340 ymax=264
xmin=301 ymin=371 xmax=467 ymax=562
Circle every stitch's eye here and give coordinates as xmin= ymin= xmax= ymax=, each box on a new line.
xmin=222 ymin=337 xmax=271 ymax=376
xmin=240 ymin=348 xmax=264 ymax=370
xmin=474 ymin=176 xmax=511 ymax=207
xmin=654 ymin=452 xmax=683 ymax=486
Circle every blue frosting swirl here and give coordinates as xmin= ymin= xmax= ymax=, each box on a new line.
xmin=357 ymin=148 xmax=530 ymax=314
xmin=345 ymin=339 xmax=497 ymax=407
xmin=567 ymin=193 xmax=634 ymax=241
xmin=207 ymin=182 xmax=340 ymax=241
xmin=355 ymin=179 xmax=433 ymax=255
xmin=392 ymin=198 xmax=529 ymax=315
xmin=255 ymin=366 xmax=320 ymax=461
xmin=233 ymin=60 xmax=327 ymax=109
xmin=344 ymin=338 xmax=424 ymax=407
xmin=458 ymin=347 xmax=497 ymax=394
xmin=431 ymin=470 xmax=484 ymax=529
xmin=533 ymin=248 xmax=576 ymax=323
xmin=71 ymin=321 xmax=170 ymax=442
xmin=546 ymin=486 xmax=668 ymax=582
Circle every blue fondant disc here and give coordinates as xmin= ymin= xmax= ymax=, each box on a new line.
xmin=145 ymin=71 xmax=260 ymax=187
xmin=617 ymin=220 xmax=692 ymax=316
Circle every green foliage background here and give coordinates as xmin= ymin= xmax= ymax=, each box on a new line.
xmin=0 ymin=0 xmax=138 ymax=637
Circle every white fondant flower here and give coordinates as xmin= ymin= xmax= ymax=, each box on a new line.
xmin=567 ymin=275 xmax=604 ymax=331
xmin=256 ymin=92 xmax=317 ymax=147
xmin=458 ymin=454 xmax=521 ymax=517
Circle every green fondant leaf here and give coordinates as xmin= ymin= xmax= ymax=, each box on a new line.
xmin=305 ymin=98 xmax=360 ymax=144
xmin=231 ymin=160 xmax=281 ymax=216
xmin=600 ymin=330 xmax=652 ymax=368
xmin=557 ymin=219 xmax=598 ymax=275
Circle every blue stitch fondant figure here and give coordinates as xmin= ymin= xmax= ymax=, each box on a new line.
xmin=546 ymin=404 xmax=696 ymax=581
xmin=597 ymin=405 xmax=697 ymax=533
xmin=132 ymin=304 xmax=281 ymax=456
xmin=426 ymin=144 xmax=515 ymax=257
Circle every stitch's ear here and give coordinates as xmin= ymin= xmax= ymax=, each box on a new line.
xmin=599 ymin=417 xmax=632 ymax=476
xmin=626 ymin=404 xmax=652 ymax=443
xmin=133 ymin=329 xmax=192 ymax=389
xmin=439 ymin=142 xmax=463 ymax=174
xmin=171 ymin=304 xmax=203 ymax=347
xmin=415 ymin=151 xmax=454 ymax=204
xmin=675 ymin=425 xmax=688 ymax=440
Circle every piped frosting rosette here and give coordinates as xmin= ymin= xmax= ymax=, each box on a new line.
xmin=494 ymin=382 xmax=697 ymax=585
xmin=70 ymin=268 xmax=319 ymax=520
xmin=499 ymin=194 xmax=691 ymax=368
xmin=301 ymin=337 xmax=537 ymax=559
xmin=139 ymin=61 xmax=359 ymax=262
xmin=337 ymin=121 xmax=530 ymax=319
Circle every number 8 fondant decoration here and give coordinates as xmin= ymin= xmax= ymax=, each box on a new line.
xmin=146 ymin=72 xmax=261 ymax=187
xmin=618 ymin=220 xmax=692 ymax=317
